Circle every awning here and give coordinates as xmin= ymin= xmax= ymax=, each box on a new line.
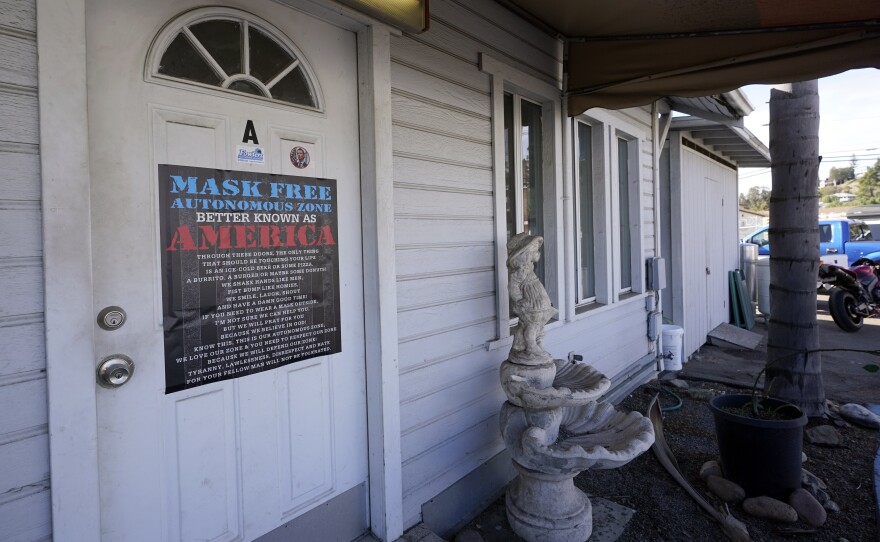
xmin=503 ymin=0 xmax=880 ymax=115
xmin=670 ymin=116 xmax=770 ymax=168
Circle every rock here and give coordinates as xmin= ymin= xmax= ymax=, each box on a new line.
xmin=823 ymin=498 xmax=841 ymax=513
xmin=826 ymin=399 xmax=840 ymax=414
xmin=802 ymin=452 xmax=808 ymax=463
xmin=742 ymin=496 xmax=798 ymax=523
xmin=686 ymin=388 xmax=716 ymax=401
xmin=699 ymin=460 xmax=722 ymax=481
xmin=788 ymin=488 xmax=827 ymax=527
xmin=801 ymin=471 xmax=840 ymax=513
xmin=802 ymin=468 xmax=827 ymax=490
xmin=454 ymin=529 xmax=483 ymax=542
xmin=706 ymin=475 xmax=745 ymax=503
xmin=838 ymin=403 xmax=880 ymax=429
xmin=805 ymin=425 xmax=841 ymax=446
xmin=667 ymin=379 xmax=690 ymax=390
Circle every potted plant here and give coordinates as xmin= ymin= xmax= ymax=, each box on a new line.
xmin=708 ymin=393 xmax=806 ymax=499
xmin=708 ymin=350 xmax=878 ymax=499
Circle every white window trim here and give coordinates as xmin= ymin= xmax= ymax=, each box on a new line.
xmin=480 ymin=53 xmax=563 ymax=342
xmin=572 ymin=109 xmax=646 ymax=309
xmin=612 ymin=128 xmax=641 ymax=296
xmin=572 ymin=117 xmax=605 ymax=306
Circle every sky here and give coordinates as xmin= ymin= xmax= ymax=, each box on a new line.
xmin=738 ymin=69 xmax=880 ymax=195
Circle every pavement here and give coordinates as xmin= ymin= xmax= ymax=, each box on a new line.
xmin=680 ymin=294 xmax=880 ymax=406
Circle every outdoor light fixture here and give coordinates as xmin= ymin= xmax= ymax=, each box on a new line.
xmin=336 ymin=0 xmax=429 ymax=33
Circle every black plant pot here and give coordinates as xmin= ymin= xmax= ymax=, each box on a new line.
xmin=708 ymin=394 xmax=807 ymax=500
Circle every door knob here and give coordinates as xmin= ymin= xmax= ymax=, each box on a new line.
xmin=97 ymin=355 xmax=135 ymax=388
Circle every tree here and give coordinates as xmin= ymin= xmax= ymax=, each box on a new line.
xmin=827 ymin=165 xmax=855 ymax=185
xmin=766 ymin=81 xmax=826 ymax=417
xmin=855 ymin=159 xmax=880 ymax=205
xmin=739 ymin=186 xmax=771 ymax=211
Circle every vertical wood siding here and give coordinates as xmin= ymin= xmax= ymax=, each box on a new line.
xmin=391 ymin=0 xmax=654 ymax=528
xmin=0 ymin=1 xmax=50 ymax=540
xmin=678 ymin=144 xmax=738 ymax=359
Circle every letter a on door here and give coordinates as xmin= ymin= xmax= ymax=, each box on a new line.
xmin=242 ymin=120 xmax=259 ymax=144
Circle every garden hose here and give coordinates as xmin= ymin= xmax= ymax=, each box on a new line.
xmin=648 ymin=385 xmax=684 ymax=412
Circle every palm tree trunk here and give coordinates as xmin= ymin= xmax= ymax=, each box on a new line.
xmin=766 ymin=80 xmax=826 ymax=417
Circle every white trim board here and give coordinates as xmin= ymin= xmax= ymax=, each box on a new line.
xmin=357 ymin=22 xmax=404 ymax=542
xmin=37 ymin=0 xmax=101 ymax=539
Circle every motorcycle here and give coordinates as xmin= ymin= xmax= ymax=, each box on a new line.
xmin=818 ymin=258 xmax=880 ymax=332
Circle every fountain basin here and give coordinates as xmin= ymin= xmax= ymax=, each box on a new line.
xmin=500 ymin=358 xmax=611 ymax=409
xmin=500 ymin=401 xmax=655 ymax=475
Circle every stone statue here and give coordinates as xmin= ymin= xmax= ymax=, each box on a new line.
xmin=507 ymin=233 xmax=557 ymax=364
xmin=498 ymin=234 xmax=655 ymax=542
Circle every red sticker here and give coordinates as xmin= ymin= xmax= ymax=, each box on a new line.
xmin=290 ymin=146 xmax=310 ymax=169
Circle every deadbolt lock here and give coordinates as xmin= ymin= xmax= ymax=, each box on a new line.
xmin=97 ymin=306 xmax=127 ymax=330
xmin=97 ymin=355 xmax=135 ymax=388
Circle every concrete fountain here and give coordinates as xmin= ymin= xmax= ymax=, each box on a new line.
xmin=500 ymin=233 xmax=656 ymax=542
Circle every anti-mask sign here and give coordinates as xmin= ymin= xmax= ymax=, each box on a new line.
xmin=158 ymin=164 xmax=341 ymax=394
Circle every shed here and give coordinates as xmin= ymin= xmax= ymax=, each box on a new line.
xmin=661 ymin=115 xmax=771 ymax=362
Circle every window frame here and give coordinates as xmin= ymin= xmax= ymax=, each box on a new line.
xmin=505 ymin=92 xmax=548 ymax=278
xmin=481 ymin=54 xmax=563 ymax=343
xmin=145 ymin=7 xmax=325 ymax=112
xmin=571 ymin=110 xmax=645 ymax=310
xmin=573 ymin=117 xmax=604 ymax=305
xmin=613 ymin=128 xmax=640 ymax=295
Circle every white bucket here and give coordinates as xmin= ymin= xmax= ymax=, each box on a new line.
xmin=756 ymin=257 xmax=771 ymax=317
xmin=661 ymin=324 xmax=684 ymax=371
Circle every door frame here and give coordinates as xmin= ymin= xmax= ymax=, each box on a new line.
xmin=37 ymin=1 xmax=404 ymax=540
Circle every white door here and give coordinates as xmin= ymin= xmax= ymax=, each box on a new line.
xmin=86 ymin=1 xmax=368 ymax=540
xmin=704 ymin=177 xmax=727 ymax=329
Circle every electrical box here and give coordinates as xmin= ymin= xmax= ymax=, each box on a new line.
xmin=647 ymin=311 xmax=661 ymax=341
xmin=646 ymin=257 xmax=666 ymax=291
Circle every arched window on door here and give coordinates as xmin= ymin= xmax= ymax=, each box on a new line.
xmin=148 ymin=8 xmax=323 ymax=110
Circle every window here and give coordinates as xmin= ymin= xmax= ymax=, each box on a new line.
xmin=617 ymin=136 xmax=637 ymax=293
xmin=819 ymin=224 xmax=833 ymax=243
xmin=850 ymin=222 xmax=873 ymax=241
xmin=573 ymin=112 xmax=643 ymax=307
xmin=575 ymin=121 xmax=597 ymax=302
xmin=481 ymin=53 xmax=560 ymax=340
xmin=149 ymin=9 xmax=322 ymax=110
xmin=751 ymin=229 xmax=769 ymax=247
xmin=504 ymin=92 xmax=546 ymax=281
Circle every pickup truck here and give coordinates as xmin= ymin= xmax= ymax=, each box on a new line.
xmin=742 ymin=219 xmax=880 ymax=265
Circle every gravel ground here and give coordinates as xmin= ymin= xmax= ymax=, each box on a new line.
xmin=462 ymin=380 xmax=879 ymax=542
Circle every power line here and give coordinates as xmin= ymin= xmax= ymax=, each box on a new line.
xmin=818 ymin=147 xmax=878 ymax=155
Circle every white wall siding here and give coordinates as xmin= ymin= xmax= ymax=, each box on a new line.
xmin=391 ymin=0 xmax=656 ymax=529
xmin=546 ymin=298 xmax=652 ymax=381
xmin=0 ymin=1 xmax=50 ymax=540
xmin=391 ymin=0 xmax=562 ymax=527
xmin=633 ymin=107 xmax=656 ymax=259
